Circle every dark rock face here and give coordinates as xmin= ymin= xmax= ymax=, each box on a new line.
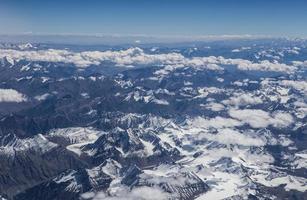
xmin=0 ymin=41 xmax=306 ymax=199
xmin=15 ymin=168 xmax=112 ymax=200
xmin=0 ymin=145 xmax=86 ymax=198
xmin=121 ymin=165 xmax=142 ymax=186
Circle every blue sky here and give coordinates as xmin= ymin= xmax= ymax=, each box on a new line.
xmin=1 ymin=0 xmax=306 ymax=37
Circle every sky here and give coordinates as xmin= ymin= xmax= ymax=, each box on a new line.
xmin=0 ymin=0 xmax=307 ymax=38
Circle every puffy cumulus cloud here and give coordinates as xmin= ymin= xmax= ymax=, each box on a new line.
xmin=271 ymin=112 xmax=295 ymax=128
xmin=190 ymin=116 xmax=243 ymax=129
xmin=222 ymin=93 xmax=263 ymax=107
xmin=203 ymin=102 xmax=225 ymax=111
xmin=292 ymin=60 xmax=307 ymax=68
xmin=235 ymin=60 xmax=295 ymax=72
xmin=228 ymin=109 xmax=269 ymax=129
xmin=0 ymin=47 xmax=201 ymax=68
xmin=0 ymin=89 xmax=27 ymax=103
xmin=202 ymin=128 xmax=265 ymax=146
xmin=0 ymin=49 xmax=99 ymax=67
xmin=229 ymin=109 xmax=293 ymax=128
xmin=280 ymin=80 xmax=307 ymax=94
xmin=202 ymin=56 xmax=296 ymax=72
xmin=81 ymin=186 xmax=169 ymax=200
xmin=0 ymin=48 xmax=296 ymax=72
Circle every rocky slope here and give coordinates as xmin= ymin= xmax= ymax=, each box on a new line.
xmin=0 ymin=40 xmax=306 ymax=199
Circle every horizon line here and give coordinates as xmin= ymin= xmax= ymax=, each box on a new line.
xmin=0 ymin=32 xmax=305 ymax=39
xmin=0 ymin=33 xmax=306 ymax=45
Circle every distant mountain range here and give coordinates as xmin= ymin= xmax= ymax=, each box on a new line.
xmin=0 ymin=40 xmax=306 ymax=200
xmin=0 ymin=34 xmax=305 ymax=45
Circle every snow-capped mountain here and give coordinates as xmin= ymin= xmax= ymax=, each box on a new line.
xmin=0 ymin=40 xmax=306 ymax=200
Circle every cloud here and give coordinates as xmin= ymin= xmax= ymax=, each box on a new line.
xmin=280 ymin=80 xmax=307 ymax=94
xmin=190 ymin=116 xmax=243 ymax=129
xmin=292 ymin=60 xmax=307 ymax=68
xmin=0 ymin=48 xmax=296 ymax=72
xmin=228 ymin=109 xmax=293 ymax=128
xmin=189 ymin=116 xmax=266 ymax=146
xmin=81 ymin=186 xmax=169 ymax=200
xmin=34 ymin=93 xmax=50 ymax=101
xmin=232 ymin=60 xmax=295 ymax=72
xmin=231 ymin=47 xmax=251 ymax=53
xmin=231 ymin=49 xmax=241 ymax=53
xmin=222 ymin=93 xmax=263 ymax=107
xmin=201 ymin=128 xmax=265 ymax=146
xmin=0 ymin=89 xmax=27 ymax=102
xmin=203 ymin=102 xmax=225 ymax=111
xmin=271 ymin=112 xmax=295 ymax=128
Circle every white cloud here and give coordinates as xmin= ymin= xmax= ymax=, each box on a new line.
xmin=292 ymin=60 xmax=307 ymax=68
xmin=231 ymin=47 xmax=251 ymax=53
xmin=81 ymin=186 xmax=169 ymax=200
xmin=202 ymin=128 xmax=265 ymax=146
xmin=271 ymin=112 xmax=294 ymax=128
xmin=231 ymin=49 xmax=241 ymax=53
xmin=0 ymin=48 xmax=296 ymax=73
xmin=190 ymin=116 xmax=243 ymax=129
xmin=280 ymin=80 xmax=307 ymax=94
xmin=34 ymin=93 xmax=50 ymax=101
xmin=203 ymin=102 xmax=225 ymax=111
xmin=223 ymin=93 xmax=263 ymax=107
xmin=229 ymin=109 xmax=293 ymax=128
xmin=0 ymin=89 xmax=27 ymax=102
xmin=235 ymin=60 xmax=294 ymax=72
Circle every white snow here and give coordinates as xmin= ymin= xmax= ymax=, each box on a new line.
xmin=49 ymin=127 xmax=104 ymax=156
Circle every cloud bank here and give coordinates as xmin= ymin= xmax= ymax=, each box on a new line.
xmin=223 ymin=93 xmax=263 ymax=107
xmin=229 ymin=109 xmax=293 ymax=128
xmin=202 ymin=128 xmax=265 ymax=146
xmin=81 ymin=186 xmax=169 ymax=200
xmin=0 ymin=89 xmax=27 ymax=103
xmin=280 ymin=80 xmax=307 ymax=94
xmin=0 ymin=47 xmax=296 ymax=72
